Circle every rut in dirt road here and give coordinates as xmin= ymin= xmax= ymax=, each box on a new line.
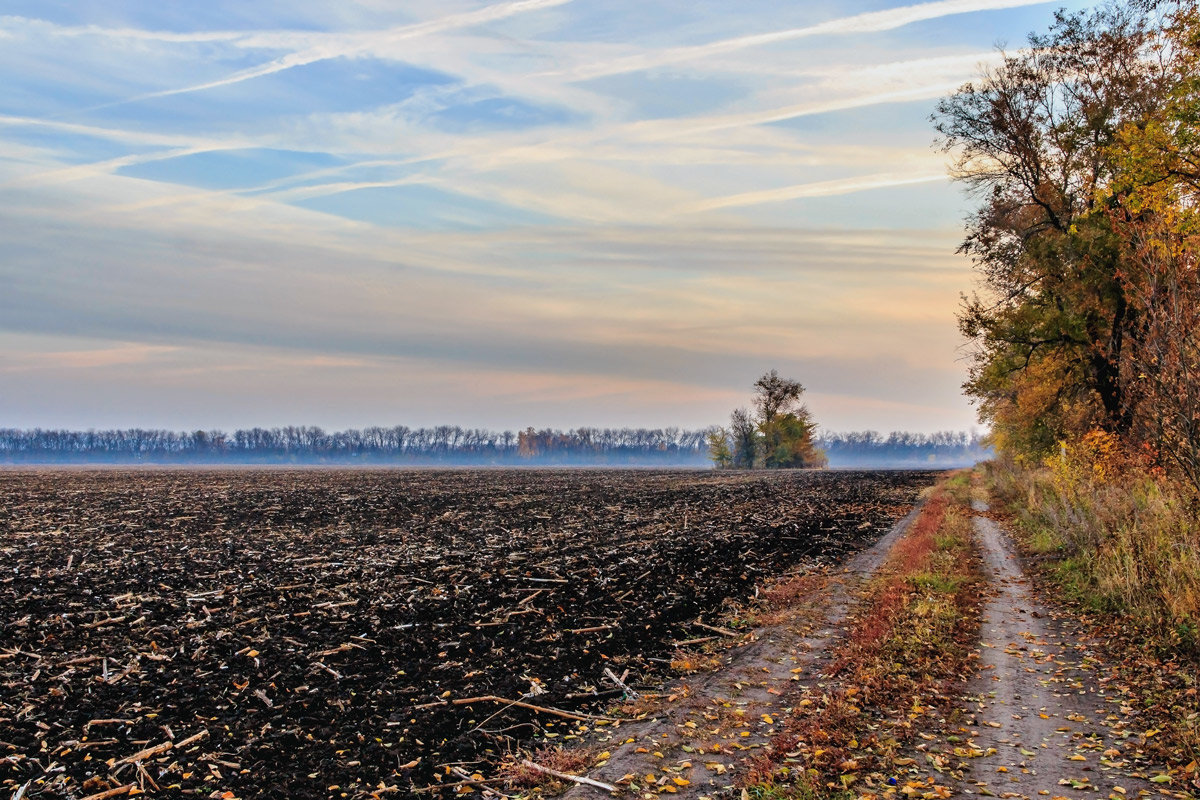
xmin=561 ymin=504 xmax=927 ymax=799
xmin=922 ymin=501 xmax=1164 ymax=799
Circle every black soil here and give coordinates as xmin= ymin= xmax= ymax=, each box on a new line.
xmin=0 ymin=468 xmax=935 ymax=798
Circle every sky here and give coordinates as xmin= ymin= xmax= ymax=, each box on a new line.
xmin=0 ymin=0 xmax=1091 ymax=434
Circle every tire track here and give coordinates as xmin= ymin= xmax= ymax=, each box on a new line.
xmin=563 ymin=503 xmax=926 ymax=798
xmin=915 ymin=502 xmax=1163 ymax=799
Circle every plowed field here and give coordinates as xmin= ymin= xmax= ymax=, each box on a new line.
xmin=0 ymin=468 xmax=934 ymax=798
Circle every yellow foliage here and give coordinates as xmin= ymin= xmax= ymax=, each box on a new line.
xmin=1045 ymin=429 xmax=1122 ymax=494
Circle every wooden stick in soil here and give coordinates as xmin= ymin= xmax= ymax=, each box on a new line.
xmin=693 ymin=621 xmax=740 ymax=638
xmin=174 ymin=728 xmax=209 ymax=749
xmin=79 ymin=785 xmax=135 ymax=800
xmin=672 ymin=636 xmax=718 ymax=647
xmin=450 ymin=695 xmax=618 ymax=722
xmin=450 ymin=765 xmax=513 ymax=797
xmin=517 ymin=589 xmax=544 ymax=606
xmin=112 ymin=739 xmax=173 ymax=766
xmin=520 ymin=760 xmax=618 ymax=793
xmin=603 ymin=666 xmax=639 ymax=699
xmin=411 ymin=777 xmax=508 ymax=794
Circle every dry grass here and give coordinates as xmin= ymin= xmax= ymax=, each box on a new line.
xmin=670 ymin=652 xmax=725 ymax=675
xmin=750 ymin=573 xmax=829 ymax=627
xmin=988 ymin=454 xmax=1200 ymax=651
xmin=502 ymin=745 xmax=598 ymax=793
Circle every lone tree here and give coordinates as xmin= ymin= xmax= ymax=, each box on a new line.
xmin=710 ymin=370 xmax=826 ymax=469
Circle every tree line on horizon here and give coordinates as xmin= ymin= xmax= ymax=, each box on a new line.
xmin=939 ymin=0 xmax=1200 ymax=487
xmin=0 ymin=425 xmax=988 ymax=467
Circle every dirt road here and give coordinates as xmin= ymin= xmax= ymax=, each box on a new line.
xmin=556 ymin=491 xmax=1186 ymax=800
xmin=910 ymin=502 xmax=1166 ymax=799
xmin=562 ymin=505 xmax=926 ymax=799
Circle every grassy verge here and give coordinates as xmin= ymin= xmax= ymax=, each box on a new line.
xmin=987 ymin=449 xmax=1200 ymax=650
xmin=986 ymin=451 xmax=1200 ymax=774
xmin=739 ymin=473 xmax=982 ymax=800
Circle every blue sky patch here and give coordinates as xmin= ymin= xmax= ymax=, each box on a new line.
xmin=116 ymin=148 xmax=347 ymax=191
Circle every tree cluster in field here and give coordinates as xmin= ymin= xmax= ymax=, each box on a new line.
xmin=708 ymin=371 xmax=827 ymax=469
xmin=939 ymin=1 xmax=1200 ymax=487
xmin=0 ymin=426 xmax=989 ymax=467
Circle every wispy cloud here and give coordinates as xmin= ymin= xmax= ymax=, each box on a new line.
xmin=0 ymin=16 xmax=247 ymax=44
xmin=0 ymin=341 xmax=177 ymax=372
xmin=542 ymin=0 xmax=1050 ymax=81
xmin=0 ymin=114 xmax=215 ymax=148
xmin=0 ymin=146 xmax=234 ymax=189
xmin=102 ymin=0 xmax=574 ymax=106
xmin=688 ymin=171 xmax=948 ymax=212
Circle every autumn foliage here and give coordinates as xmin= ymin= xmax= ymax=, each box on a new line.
xmin=938 ymin=7 xmax=1200 ymax=754
xmin=939 ymin=1 xmax=1200 ymax=487
xmin=710 ymin=371 xmax=826 ymax=470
